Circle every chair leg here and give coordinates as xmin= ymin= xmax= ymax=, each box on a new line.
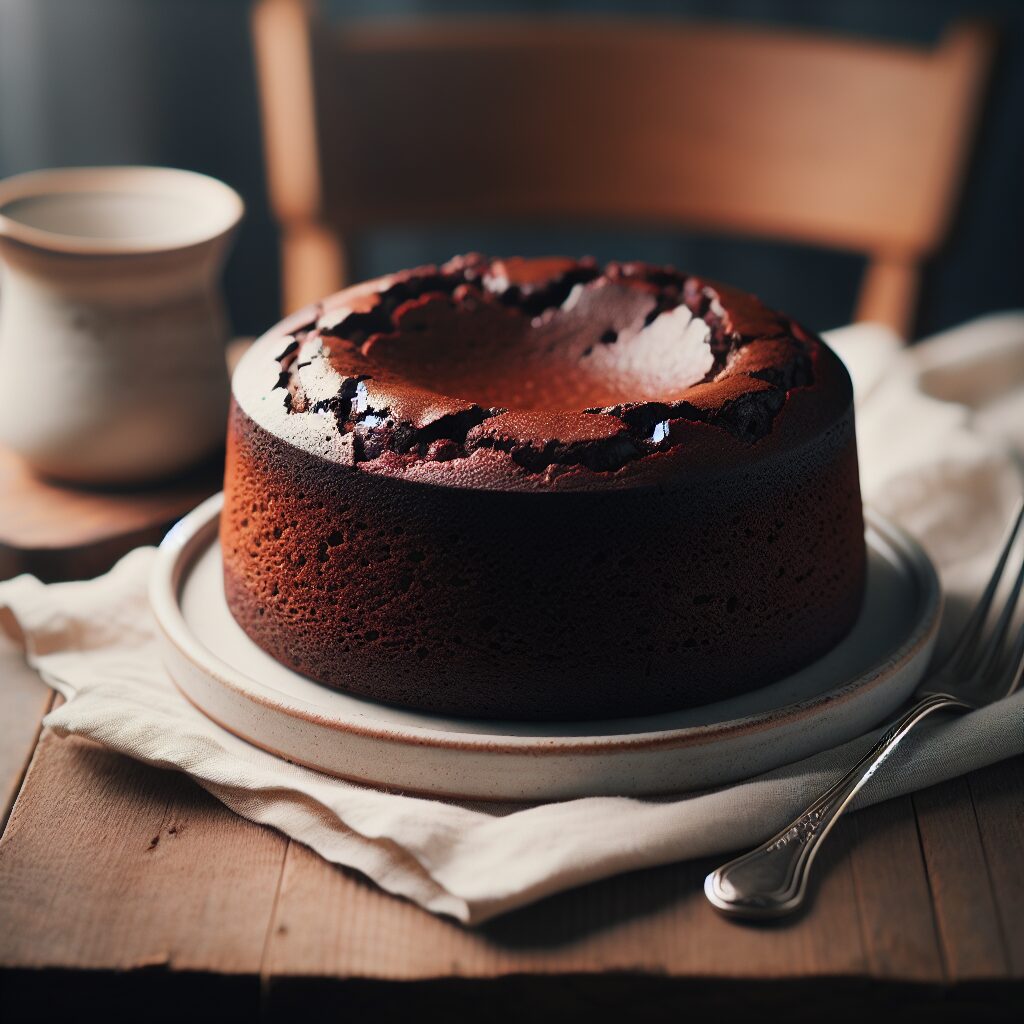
xmin=856 ymin=256 xmax=919 ymax=341
xmin=281 ymin=223 xmax=348 ymax=315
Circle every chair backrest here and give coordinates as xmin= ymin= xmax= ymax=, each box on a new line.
xmin=253 ymin=0 xmax=993 ymax=337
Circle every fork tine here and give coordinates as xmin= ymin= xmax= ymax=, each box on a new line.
xmin=996 ymin=619 xmax=1024 ymax=699
xmin=973 ymin=539 xmax=1024 ymax=681
xmin=943 ymin=497 xmax=1024 ymax=674
xmin=1003 ymin=614 xmax=1019 ymax=696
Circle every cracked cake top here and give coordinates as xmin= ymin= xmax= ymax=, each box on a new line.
xmin=232 ymin=254 xmax=851 ymax=491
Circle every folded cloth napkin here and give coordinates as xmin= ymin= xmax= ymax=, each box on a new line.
xmin=2 ymin=316 xmax=1023 ymax=925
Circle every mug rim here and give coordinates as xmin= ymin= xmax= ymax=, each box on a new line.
xmin=0 ymin=165 xmax=245 ymax=256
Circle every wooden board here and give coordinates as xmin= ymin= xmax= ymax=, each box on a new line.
xmin=0 ymin=444 xmax=223 ymax=583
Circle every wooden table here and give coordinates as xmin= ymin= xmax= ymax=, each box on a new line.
xmin=1 ymin=640 xmax=1022 ymax=1021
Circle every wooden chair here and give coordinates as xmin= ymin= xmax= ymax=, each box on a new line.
xmin=252 ymin=1 xmax=993 ymax=338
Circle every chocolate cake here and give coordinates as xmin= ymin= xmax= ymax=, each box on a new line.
xmin=222 ymin=254 xmax=866 ymax=720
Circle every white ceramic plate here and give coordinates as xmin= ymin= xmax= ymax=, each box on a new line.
xmin=151 ymin=494 xmax=941 ymax=801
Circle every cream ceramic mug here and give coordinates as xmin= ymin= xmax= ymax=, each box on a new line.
xmin=0 ymin=166 xmax=242 ymax=484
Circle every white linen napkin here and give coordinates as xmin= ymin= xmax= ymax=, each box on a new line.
xmin=2 ymin=315 xmax=1023 ymax=925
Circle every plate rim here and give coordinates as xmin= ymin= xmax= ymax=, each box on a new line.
xmin=151 ymin=493 xmax=942 ymax=756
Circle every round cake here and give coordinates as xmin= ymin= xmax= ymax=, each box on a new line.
xmin=222 ymin=254 xmax=866 ymax=720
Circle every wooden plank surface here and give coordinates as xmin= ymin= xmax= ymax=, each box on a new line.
xmin=914 ymin=776 xmax=1011 ymax=981
xmin=0 ymin=723 xmax=287 ymax=973
xmin=0 ymin=702 xmax=1018 ymax=983
xmin=0 ymin=640 xmax=53 ymax=832
xmin=0 ymin=694 xmax=1020 ymax=1016
xmin=262 ymin=820 xmax=867 ymax=984
xmin=968 ymin=758 xmax=1024 ymax=978
xmin=846 ymin=796 xmax=944 ymax=982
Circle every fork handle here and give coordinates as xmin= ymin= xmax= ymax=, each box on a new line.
xmin=704 ymin=692 xmax=968 ymax=919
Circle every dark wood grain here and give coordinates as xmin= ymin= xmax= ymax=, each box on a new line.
xmin=968 ymin=758 xmax=1024 ymax=978
xmin=914 ymin=776 xmax=1010 ymax=981
xmin=846 ymin=796 xmax=945 ymax=982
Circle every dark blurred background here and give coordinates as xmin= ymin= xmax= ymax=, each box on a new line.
xmin=1 ymin=0 xmax=1021 ymax=339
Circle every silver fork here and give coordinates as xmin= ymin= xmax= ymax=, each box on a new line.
xmin=705 ymin=498 xmax=1024 ymax=920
